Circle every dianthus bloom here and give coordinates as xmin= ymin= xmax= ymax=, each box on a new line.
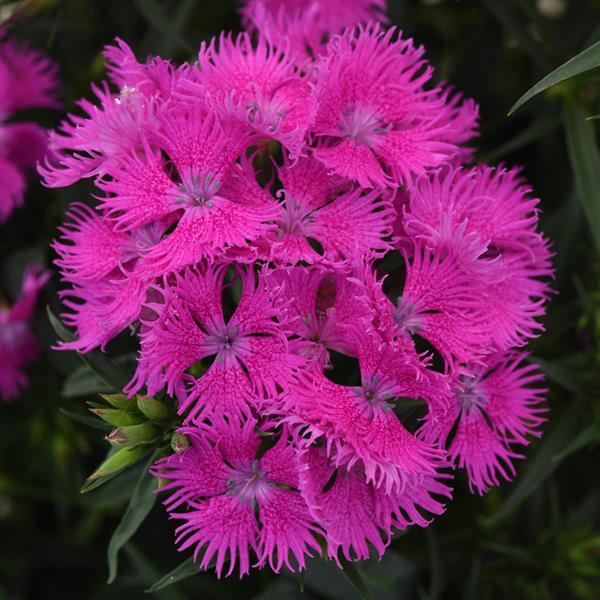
xmin=0 ymin=266 xmax=49 ymax=401
xmin=0 ymin=30 xmax=59 ymax=222
xmin=45 ymin=0 xmax=553 ymax=578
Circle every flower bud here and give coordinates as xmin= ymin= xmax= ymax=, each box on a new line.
xmin=171 ymin=433 xmax=189 ymax=454
xmin=86 ymin=446 xmax=147 ymax=481
xmin=99 ymin=393 xmax=135 ymax=411
xmin=136 ymin=394 xmax=169 ymax=422
xmin=90 ymin=408 xmax=144 ymax=427
xmin=106 ymin=422 xmax=159 ymax=448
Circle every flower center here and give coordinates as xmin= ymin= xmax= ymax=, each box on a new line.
xmin=276 ymin=194 xmax=311 ymax=235
xmin=353 ymin=375 xmax=397 ymax=419
xmin=227 ymin=460 xmax=271 ymax=505
xmin=246 ymin=88 xmax=288 ymax=132
xmin=455 ymin=376 xmax=487 ymax=414
xmin=176 ymin=172 xmax=220 ymax=208
xmin=394 ymin=300 xmax=423 ymax=333
xmin=204 ymin=322 xmax=250 ymax=368
xmin=339 ymin=105 xmax=388 ymax=146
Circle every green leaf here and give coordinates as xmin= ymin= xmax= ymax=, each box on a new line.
xmin=124 ymin=544 xmax=185 ymax=600
xmin=532 ymin=356 xmax=587 ymax=397
xmin=480 ymin=114 xmax=560 ymax=163
xmin=62 ymin=363 xmax=116 ymax=398
xmin=47 ymin=305 xmax=75 ymax=342
xmin=563 ymin=100 xmax=600 ymax=249
xmin=107 ymin=452 xmax=158 ymax=583
xmin=62 ymin=356 xmax=136 ymax=398
xmin=510 ymin=40 xmax=600 ymax=114
xmin=146 ymin=557 xmax=199 ymax=593
xmin=491 ymin=413 xmax=581 ymax=523
xmin=81 ymin=446 xmax=150 ymax=494
xmin=552 ymin=422 xmax=600 ymax=462
xmin=338 ymin=558 xmax=373 ymax=600
xmin=425 ymin=529 xmax=443 ymax=600
xmin=47 ymin=306 xmax=131 ymax=391
xmin=587 ymin=114 xmax=600 ymax=120
xmin=59 ymin=407 xmax=111 ymax=431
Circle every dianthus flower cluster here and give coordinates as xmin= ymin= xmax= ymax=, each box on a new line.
xmin=0 ymin=266 xmax=49 ymax=401
xmin=0 ymin=29 xmax=59 ymax=221
xmin=44 ymin=0 xmax=553 ymax=577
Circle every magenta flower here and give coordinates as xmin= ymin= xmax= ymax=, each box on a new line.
xmin=0 ymin=32 xmax=59 ymax=221
xmin=53 ymin=203 xmax=163 ymax=351
xmin=261 ymin=156 xmax=394 ymax=264
xmin=0 ymin=266 xmax=49 ymax=401
xmin=310 ymin=25 xmax=478 ymax=188
xmin=298 ymin=446 xmax=451 ymax=562
xmin=241 ymin=0 xmax=387 ymax=62
xmin=420 ymin=352 xmax=548 ymax=494
xmin=153 ymin=418 xmax=322 ymax=577
xmin=128 ymin=264 xmax=298 ymax=420
xmin=393 ymin=240 xmax=492 ymax=366
xmin=266 ymin=264 xmax=376 ymax=366
xmin=40 ymin=38 xmax=179 ymax=188
xmin=44 ymin=2 xmax=554 ymax=579
xmin=288 ymin=331 xmax=448 ymax=494
xmin=402 ymin=165 xmax=554 ymax=351
xmin=97 ymin=108 xmax=278 ymax=275
xmin=179 ymin=32 xmax=315 ymax=158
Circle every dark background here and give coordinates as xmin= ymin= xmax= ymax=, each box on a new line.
xmin=1 ymin=0 xmax=599 ymax=598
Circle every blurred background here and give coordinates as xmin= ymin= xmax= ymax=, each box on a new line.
xmin=1 ymin=0 xmax=599 ymax=598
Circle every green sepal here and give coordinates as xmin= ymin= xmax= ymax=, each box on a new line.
xmin=106 ymin=422 xmax=160 ymax=448
xmin=136 ymin=394 xmax=170 ymax=422
xmin=90 ymin=408 xmax=145 ymax=428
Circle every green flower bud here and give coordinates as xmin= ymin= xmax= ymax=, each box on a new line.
xmin=86 ymin=446 xmax=147 ymax=481
xmin=90 ymin=408 xmax=144 ymax=427
xmin=136 ymin=394 xmax=169 ymax=422
xmin=99 ymin=393 xmax=137 ymax=412
xmin=171 ymin=433 xmax=189 ymax=454
xmin=106 ymin=422 xmax=159 ymax=448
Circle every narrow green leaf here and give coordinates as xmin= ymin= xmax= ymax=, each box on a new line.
xmin=124 ymin=544 xmax=185 ymax=600
xmin=146 ymin=557 xmax=199 ymax=593
xmin=552 ymin=422 xmax=600 ymax=462
xmin=491 ymin=413 xmax=581 ymax=523
xmin=425 ymin=529 xmax=443 ymax=600
xmin=47 ymin=306 xmax=131 ymax=390
xmin=563 ymin=101 xmax=600 ymax=249
xmin=107 ymin=452 xmax=158 ymax=583
xmin=532 ymin=356 xmax=587 ymax=397
xmin=481 ymin=115 xmax=560 ymax=162
xmin=586 ymin=114 xmax=600 ymax=120
xmin=59 ymin=408 xmax=111 ymax=431
xmin=510 ymin=40 xmax=600 ymax=114
xmin=62 ymin=364 xmax=116 ymax=398
xmin=47 ymin=305 xmax=75 ymax=342
xmin=81 ymin=446 xmax=150 ymax=494
xmin=338 ymin=558 xmax=373 ymax=600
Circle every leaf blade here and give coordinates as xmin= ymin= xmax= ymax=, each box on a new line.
xmin=107 ymin=452 xmax=159 ymax=583
xmin=510 ymin=40 xmax=600 ymax=114
xmin=338 ymin=558 xmax=373 ymax=600
xmin=146 ymin=557 xmax=199 ymax=593
xmin=563 ymin=100 xmax=600 ymax=249
xmin=47 ymin=306 xmax=131 ymax=391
